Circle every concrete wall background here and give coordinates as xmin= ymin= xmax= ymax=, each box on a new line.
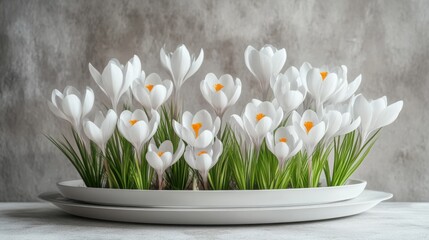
xmin=1 ymin=0 xmax=428 ymax=201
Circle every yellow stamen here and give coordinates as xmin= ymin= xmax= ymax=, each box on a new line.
xmin=279 ymin=137 xmax=287 ymax=143
xmin=129 ymin=119 xmax=138 ymax=126
xmin=146 ymin=84 xmax=154 ymax=92
xmin=304 ymin=121 xmax=314 ymax=134
xmin=192 ymin=122 xmax=203 ymax=138
xmin=214 ymin=83 xmax=224 ymax=92
xmin=197 ymin=150 xmax=208 ymax=156
xmin=320 ymin=71 xmax=328 ymax=81
xmin=157 ymin=151 xmax=165 ymax=157
xmin=256 ymin=113 xmax=265 ymax=122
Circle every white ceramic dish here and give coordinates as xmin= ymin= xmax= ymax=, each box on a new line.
xmin=57 ymin=179 xmax=366 ymax=208
xmin=39 ymin=190 xmax=391 ymax=225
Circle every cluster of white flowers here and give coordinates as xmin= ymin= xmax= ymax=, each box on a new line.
xmin=233 ymin=44 xmax=403 ymax=169
xmin=48 ymin=44 xmax=403 ymax=187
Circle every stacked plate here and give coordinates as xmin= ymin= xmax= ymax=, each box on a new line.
xmin=39 ymin=179 xmax=392 ymax=225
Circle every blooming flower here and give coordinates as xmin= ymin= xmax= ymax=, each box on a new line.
xmin=117 ymin=109 xmax=160 ymax=155
xmin=83 ymin=110 xmax=118 ymax=153
xmin=48 ymin=86 xmax=94 ymax=134
xmin=200 ymin=73 xmax=242 ymax=117
xmin=244 ymin=45 xmax=287 ymax=99
xmin=322 ymin=101 xmax=361 ymax=141
xmin=146 ymin=139 xmax=185 ymax=189
xmin=266 ymin=126 xmax=303 ymax=169
xmin=291 ymin=110 xmax=326 ymax=155
xmin=327 ymin=66 xmax=361 ymax=104
xmin=184 ymin=138 xmax=223 ymax=190
xmin=160 ymin=44 xmax=204 ymax=91
xmin=271 ymin=66 xmax=307 ymax=116
xmin=88 ymin=55 xmax=141 ymax=112
xmin=353 ymin=95 xmax=403 ymax=143
xmin=173 ymin=110 xmax=220 ymax=149
xmin=300 ymin=62 xmax=339 ymax=110
xmin=132 ymin=72 xmax=173 ymax=111
xmin=231 ymin=99 xmax=283 ymax=149
xmin=300 ymin=63 xmax=361 ymax=108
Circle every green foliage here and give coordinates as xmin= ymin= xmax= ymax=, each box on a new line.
xmin=48 ymin=117 xmax=379 ymax=190
xmin=288 ymin=152 xmax=310 ymax=188
xmin=46 ymin=129 xmax=104 ymax=188
xmin=327 ymin=130 xmax=379 ymax=186
xmin=105 ymin=130 xmax=153 ymax=189
xmin=228 ymin=131 xmax=293 ymax=190
xmin=208 ymin=126 xmax=233 ymax=190
xmin=310 ymin=144 xmax=333 ymax=187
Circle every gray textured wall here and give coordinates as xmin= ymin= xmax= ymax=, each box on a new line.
xmin=1 ymin=0 xmax=428 ymax=201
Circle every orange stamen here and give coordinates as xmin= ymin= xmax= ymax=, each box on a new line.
xmin=192 ymin=122 xmax=203 ymax=138
xmin=320 ymin=71 xmax=328 ymax=81
xmin=197 ymin=150 xmax=208 ymax=156
xmin=279 ymin=137 xmax=287 ymax=143
xmin=256 ymin=113 xmax=265 ymax=122
xmin=146 ymin=84 xmax=154 ymax=92
xmin=304 ymin=121 xmax=314 ymax=134
xmin=214 ymin=83 xmax=224 ymax=92
xmin=129 ymin=119 xmax=138 ymax=126
xmin=157 ymin=151 xmax=165 ymax=157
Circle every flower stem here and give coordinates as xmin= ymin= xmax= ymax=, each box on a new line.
xmin=158 ymin=172 xmax=163 ymax=190
xmin=308 ymin=158 xmax=312 ymax=188
xmin=202 ymin=173 xmax=209 ymax=190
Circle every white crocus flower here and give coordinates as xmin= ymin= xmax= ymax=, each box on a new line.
xmin=266 ymin=126 xmax=303 ymax=169
xmin=231 ymin=99 xmax=283 ymax=150
xmin=300 ymin=62 xmax=339 ymax=110
xmin=83 ymin=110 xmax=117 ymax=153
xmin=291 ymin=110 xmax=326 ymax=155
xmin=322 ymin=101 xmax=361 ymax=142
xmin=245 ymin=45 xmax=287 ymax=99
xmin=353 ymin=95 xmax=403 ymax=143
xmin=327 ymin=66 xmax=361 ymax=104
xmin=146 ymin=140 xmax=185 ymax=190
xmin=160 ymin=44 xmax=204 ymax=91
xmin=117 ymin=109 xmax=160 ymax=156
xmin=132 ymin=72 xmax=173 ymax=111
xmin=271 ymin=66 xmax=307 ymax=116
xmin=88 ymin=55 xmax=141 ymax=112
xmin=200 ymin=73 xmax=242 ymax=118
xmin=184 ymin=138 xmax=223 ymax=190
xmin=48 ymin=86 xmax=94 ymax=135
xmin=173 ymin=110 xmax=220 ymax=149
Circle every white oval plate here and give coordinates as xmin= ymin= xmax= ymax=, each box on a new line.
xmin=57 ymin=179 xmax=366 ymax=208
xmin=39 ymin=190 xmax=391 ymax=225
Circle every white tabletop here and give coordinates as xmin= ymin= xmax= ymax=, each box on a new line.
xmin=0 ymin=202 xmax=428 ymax=240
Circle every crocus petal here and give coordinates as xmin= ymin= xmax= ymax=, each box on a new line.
xmin=265 ymin=132 xmax=275 ymax=152
xmin=255 ymin=117 xmax=272 ymax=138
xmin=274 ymin=143 xmax=290 ymax=162
xmin=172 ymin=45 xmax=191 ymax=86
xmin=184 ymin=49 xmax=204 ymax=81
xmin=184 ymin=146 xmax=196 ymax=169
xmin=194 ymin=130 xmax=214 ymax=148
xmin=195 ymin=153 xmax=213 ymax=173
xmin=84 ymin=121 xmax=103 ymax=148
xmin=146 ymin=151 xmax=163 ymax=172
xmin=101 ymin=63 xmax=123 ymax=108
xmin=159 ymin=140 xmax=173 ymax=154
xmin=47 ymin=101 xmax=67 ymax=120
xmin=101 ymin=110 xmax=118 ymax=141
xmin=150 ymin=85 xmax=167 ymax=110
xmin=172 ymin=140 xmax=185 ymax=164
xmin=62 ymin=95 xmax=82 ymax=125
xmin=82 ymin=87 xmax=94 ymax=117
xmin=374 ymin=100 xmax=403 ymax=129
